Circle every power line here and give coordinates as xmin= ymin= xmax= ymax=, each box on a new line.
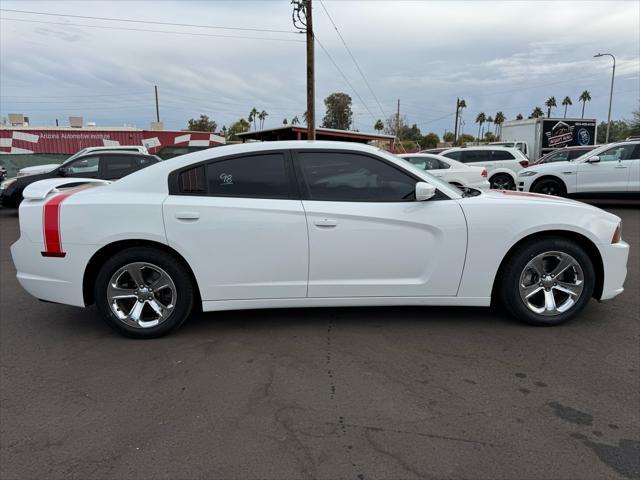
xmin=318 ymin=0 xmax=386 ymax=119
xmin=0 ymin=18 xmax=305 ymax=43
xmin=314 ymin=33 xmax=377 ymax=122
xmin=0 ymin=8 xmax=300 ymax=35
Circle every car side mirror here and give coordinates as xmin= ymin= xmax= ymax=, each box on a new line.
xmin=586 ymin=156 xmax=600 ymax=163
xmin=415 ymin=181 xmax=436 ymax=201
xmin=58 ymin=166 xmax=68 ymax=176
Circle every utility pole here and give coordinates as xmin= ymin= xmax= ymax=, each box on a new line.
xmin=453 ymin=98 xmax=460 ymax=142
xmin=154 ymin=85 xmax=160 ymax=123
xmin=396 ymin=98 xmax=400 ymax=139
xmin=594 ymin=53 xmax=616 ymax=143
xmin=293 ymin=0 xmax=315 ymax=140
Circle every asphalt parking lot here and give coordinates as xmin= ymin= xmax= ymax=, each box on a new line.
xmin=0 ymin=203 xmax=638 ymax=480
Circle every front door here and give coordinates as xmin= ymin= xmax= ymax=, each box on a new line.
xmin=577 ymin=144 xmax=635 ymax=193
xmin=294 ymin=150 xmax=467 ymax=298
xmin=163 ymin=151 xmax=309 ymax=301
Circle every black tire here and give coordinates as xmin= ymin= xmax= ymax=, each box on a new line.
xmin=94 ymin=246 xmax=194 ymax=338
xmin=490 ymin=174 xmax=515 ymax=190
xmin=498 ymin=237 xmax=595 ymax=326
xmin=532 ymin=177 xmax=567 ymax=197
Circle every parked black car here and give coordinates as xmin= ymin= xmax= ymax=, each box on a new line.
xmin=0 ymin=151 xmax=160 ymax=208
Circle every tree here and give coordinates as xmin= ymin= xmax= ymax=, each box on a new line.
xmin=303 ymin=111 xmax=309 ymax=126
xmin=282 ymin=118 xmax=288 ymax=125
xmin=486 ymin=115 xmax=494 ymax=135
xmin=516 ymin=113 xmax=524 ymax=120
xmin=494 ymin=111 xmax=505 ymax=139
xmin=186 ymin=114 xmax=217 ymax=132
xmin=630 ymin=110 xmax=640 ymax=136
xmin=321 ymin=92 xmax=353 ymax=130
xmin=596 ymin=119 xmax=630 ymax=143
xmin=228 ymin=118 xmax=250 ymax=140
xmin=484 ymin=131 xmax=496 ymax=142
xmin=443 ymin=131 xmax=455 ymax=142
xmin=475 ymin=112 xmax=486 ymax=142
xmin=248 ymin=107 xmax=258 ymax=130
xmin=579 ymin=90 xmax=592 ymax=118
xmin=530 ymin=107 xmax=544 ymax=118
xmin=422 ymin=132 xmax=440 ymax=148
xmin=545 ymin=96 xmax=557 ymax=118
xmin=291 ymin=116 xmax=300 ymax=125
xmin=221 ymin=125 xmax=227 ymax=138
xmin=374 ymin=119 xmax=384 ymax=133
xmin=562 ymin=96 xmax=572 ymax=118
xmin=258 ymin=110 xmax=268 ymax=129
xmin=459 ymin=133 xmax=475 ymax=145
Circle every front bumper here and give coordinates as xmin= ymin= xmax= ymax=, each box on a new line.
xmin=597 ymin=241 xmax=630 ymax=300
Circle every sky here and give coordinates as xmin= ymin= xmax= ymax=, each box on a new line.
xmin=1 ymin=0 xmax=639 ymax=137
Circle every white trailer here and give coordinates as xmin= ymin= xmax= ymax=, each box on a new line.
xmin=497 ymin=118 xmax=597 ymax=161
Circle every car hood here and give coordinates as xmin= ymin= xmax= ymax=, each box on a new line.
xmin=18 ymin=164 xmax=60 ymax=176
xmin=479 ymin=189 xmax=584 ymax=204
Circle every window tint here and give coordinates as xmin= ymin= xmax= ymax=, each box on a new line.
xmin=568 ymin=150 xmax=589 ymax=160
xmin=490 ymin=150 xmax=516 ymax=161
xmin=599 ymin=144 xmax=636 ymax=162
xmin=545 ymin=151 xmax=570 ymax=163
xmin=298 ymin=152 xmax=416 ymax=202
xmin=460 ymin=150 xmax=491 ymax=163
xmin=405 ymin=156 xmax=443 ymax=171
xmin=443 ymin=151 xmax=462 ymax=161
xmin=206 ymin=153 xmax=289 ymax=198
xmin=631 ymin=144 xmax=640 ymax=159
xmin=104 ymin=156 xmax=134 ymax=176
xmin=136 ymin=156 xmax=156 ymax=167
xmin=178 ymin=165 xmax=206 ymax=194
xmin=67 ymin=156 xmax=99 ymax=174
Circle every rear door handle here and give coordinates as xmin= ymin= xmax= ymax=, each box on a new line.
xmin=314 ymin=218 xmax=337 ymax=228
xmin=175 ymin=211 xmax=200 ymax=221
xmin=615 ymin=165 xmax=628 ymax=169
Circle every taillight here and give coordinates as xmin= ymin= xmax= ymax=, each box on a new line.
xmin=612 ymin=223 xmax=622 ymax=243
xmin=519 ymin=160 xmax=529 ymax=168
xmin=481 ymin=168 xmax=487 ymax=177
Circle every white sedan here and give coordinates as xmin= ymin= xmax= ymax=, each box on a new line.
xmin=518 ymin=140 xmax=640 ymax=198
xmin=11 ymin=141 xmax=629 ymax=338
xmin=400 ymin=153 xmax=490 ymax=190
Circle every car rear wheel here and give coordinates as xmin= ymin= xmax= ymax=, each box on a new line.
xmin=490 ymin=174 xmax=515 ymax=190
xmin=498 ymin=237 xmax=595 ymax=326
xmin=94 ymin=247 xmax=194 ymax=338
xmin=532 ymin=178 xmax=566 ymax=197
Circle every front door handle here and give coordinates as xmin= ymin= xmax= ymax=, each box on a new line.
xmin=314 ymin=218 xmax=337 ymax=228
xmin=175 ymin=211 xmax=200 ymax=221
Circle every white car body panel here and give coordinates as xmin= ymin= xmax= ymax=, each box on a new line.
xmin=400 ymin=154 xmax=490 ymax=190
xmin=17 ymin=164 xmax=60 ymax=177
xmin=518 ymin=141 xmax=640 ymax=194
xmin=10 ymin=141 xmax=628 ymax=316
xmin=439 ymin=146 xmax=529 ymax=185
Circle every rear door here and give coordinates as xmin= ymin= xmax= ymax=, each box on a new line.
xmin=294 ymin=150 xmax=467 ymax=298
xmin=163 ymin=151 xmax=309 ymax=301
xmin=577 ymin=144 xmax=635 ymax=193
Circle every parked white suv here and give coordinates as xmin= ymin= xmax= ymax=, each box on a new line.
xmin=518 ymin=140 xmax=640 ymax=198
xmin=439 ymin=146 xmax=529 ymax=190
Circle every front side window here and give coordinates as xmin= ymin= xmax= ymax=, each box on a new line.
xmin=104 ymin=156 xmax=134 ymax=176
xmin=298 ymin=152 xmax=416 ymax=202
xmin=405 ymin=156 xmax=443 ymax=171
xmin=545 ymin=151 xmax=570 ymax=163
xmin=443 ymin=151 xmax=462 ymax=161
xmin=568 ymin=150 xmax=590 ymax=160
xmin=598 ymin=144 xmax=636 ymax=162
xmin=66 ymin=156 xmax=100 ymax=174
xmin=206 ymin=153 xmax=289 ymax=199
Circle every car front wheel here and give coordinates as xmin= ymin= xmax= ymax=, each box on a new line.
xmin=94 ymin=247 xmax=195 ymax=338
xmin=532 ymin=178 xmax=566 ymax=196
xmin=498 ymin=237 xmax=595 ymax=326
xmin=490 ymin=174 xmax=515 ymax=190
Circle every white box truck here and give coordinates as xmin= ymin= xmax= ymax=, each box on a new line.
xmin=493 ymin=118 xmax=597 ymax=160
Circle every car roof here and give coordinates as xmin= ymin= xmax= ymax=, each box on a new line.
xmin=442 ymin=145 xmax=520 ymax=151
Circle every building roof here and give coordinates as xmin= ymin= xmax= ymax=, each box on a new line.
xmin=237 ymin=125 xmax=394 ymax=143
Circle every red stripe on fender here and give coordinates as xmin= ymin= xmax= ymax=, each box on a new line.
xmin=41 ymin=187 xmax=87 ymax=258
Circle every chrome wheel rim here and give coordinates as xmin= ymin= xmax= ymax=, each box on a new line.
xmin=107 ymin=262 xmax=176 ymax=328
xmin=518 ymin=251 xmax=584 ymax=316
xmin=491 ymin=177 xmax=513 ymax=190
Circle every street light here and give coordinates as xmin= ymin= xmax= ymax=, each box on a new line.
xmin=594 ymin=53 xmax=616 ymax=143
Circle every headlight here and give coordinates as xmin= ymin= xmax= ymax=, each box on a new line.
xmin=0 ymin=178 xmax=16 ymax=190
xmin=518 ymin=171 xmax=538 ymax=177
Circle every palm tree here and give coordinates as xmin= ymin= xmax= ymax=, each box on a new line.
xmin=561 ymin=96 xmax=572 ymax=118
xmin=475 ymin=112 xmax=486 ymax=143
xmin=248 ymin=107 xmax=258 ymax=130
xmin=374 ymin=119 xmax=384 ymax=133
xmin=303 ymin=110 xmax=309 ymax=126
xmin=516 ymin=113 xmax=524 ymax=120
xmin=545 ymin=96 xmax=557 ymax=118
xmin=494 ymin=111 xmax=505 ymax=139
xmin=291 ymin=116 xmax=300 ymax=125
xmin=258 ymin=110 xmax=268 ymax=129
xmin=486 ymin=115 xmax=494 ymax=135
xmin=282 ymin=118 xmax=288 ymax=125
xmin=530 ymin=107 xmax=544 ymax=118
xmin=579 ymin=90 xmax=591 ymax=119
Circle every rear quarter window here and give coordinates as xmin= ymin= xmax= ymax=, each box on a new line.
xmin=490 ymin=150 xmax=516 ymax=161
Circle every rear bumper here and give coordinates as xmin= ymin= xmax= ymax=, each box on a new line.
xmin=597 ymin=241 xmax=630 ymax=300
xmin=11 ymin=235 xmax=93 ymax=307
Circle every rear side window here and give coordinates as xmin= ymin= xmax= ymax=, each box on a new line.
xmin=490 ymin=150 xmax=515 ymax=161
xmin=206 ymin=153 xmax=289 ymax=199
xmin=297 ymin=151 xmax=416 ymax=202
xmin=104 ymin=156 xmax=134 ymax=176
xmin=460 ymin=150 xmax=491 ymax=163
xmin=443 ymin=151 xmax=462 ymax=161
